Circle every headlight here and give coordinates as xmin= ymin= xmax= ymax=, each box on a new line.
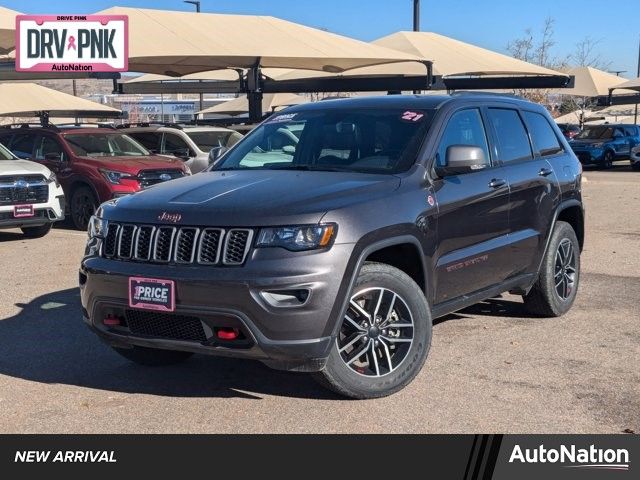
xmin=256 ymin=224 xmax=336 ymax=251
xmin=99 ymin=168 xmax=134 ymax=185
xmin=184 ymin=165 xmax=192 ymax=175
xmin=87 ymin=215 xmax=108 ymax=238
xmin=46 ymin=171 xmax=60 ymax=187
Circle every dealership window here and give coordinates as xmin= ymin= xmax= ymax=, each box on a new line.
xmin=436 ymin=109 xmax=491 ymax=167
xmin=487 ymin=108 xmax=533 ymax=163
xmin=523 ymin=111 xmax=563 ymax=157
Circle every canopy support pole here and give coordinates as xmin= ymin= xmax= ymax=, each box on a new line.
xmin=246 ymin=64 xmax=264 ymax=123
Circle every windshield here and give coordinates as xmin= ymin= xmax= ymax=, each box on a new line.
xmin=576 ymin=126 xmax=613 ymax=140
xmin=214 ymin=107 xmax=433 ymax=174
xmin=0 ymin=142 xmax=16 ymax=160
xmin=186 ymin=131 xmax=243 ymax=151
xmin=64 ymin=133 xmax=149 ymax=157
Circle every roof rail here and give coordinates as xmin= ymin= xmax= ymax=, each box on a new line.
xmin=0 ymin=123 xmax=59 ymax=130
xmin=450 ymin=91 xmax=526 ymax=100
xmin=116 ymin=122 xmax=184 ymax=129
xmin=55 ymin=122 xmax=117 ymax=129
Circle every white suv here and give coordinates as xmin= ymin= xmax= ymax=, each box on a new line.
xmin=122 ymin=125 xmax=243 ymax=173
xmin=0 ymin=142 xmax=65 ymax=238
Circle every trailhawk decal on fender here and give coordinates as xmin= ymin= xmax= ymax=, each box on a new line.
xmin=128 ymin=277 xmax=175 ymax=312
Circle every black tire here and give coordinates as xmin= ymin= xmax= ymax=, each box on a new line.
xmin=601 ymin=151 xmax=614 ymax=170
xmin=632 ymin=162 xmax=640 ymax=171
xmin=70 ymin=186 xmax=98 ymax=230
xmin=111 ymin=345 xmax=194 ymax=366
xmin=20 ymin=223 xmax=52 ymax=238
xmin=313 ymin=262 xmax=432 ymax=399
xmin=523 ymin=221 xmax=580 ymax=317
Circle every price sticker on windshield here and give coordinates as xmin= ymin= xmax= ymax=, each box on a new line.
xmin=401 ymin=111 xmax=425 ymax=122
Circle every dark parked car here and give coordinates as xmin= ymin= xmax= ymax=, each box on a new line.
xmin=0 ymin=125 xmax=191 ymax=230
xmin=556 ymin=123 xmax=581 ymax=140
xmin=569 ymin=124 xmax=640 ymax=169
xmin=81 ymin=94 xmax=584 ymax=399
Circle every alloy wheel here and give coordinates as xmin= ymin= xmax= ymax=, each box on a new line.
xmin=72 ymin=192 xmax=95 ymax=229
xmin=336 ymin=287 xmax=414 ymax=377
xmin=554 ymin=239 xmax=576 ymax=300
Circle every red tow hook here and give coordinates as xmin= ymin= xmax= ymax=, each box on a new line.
xmin=103 ymin=315 xmax=121 ymax=326
xmin=217 ymin=328 xmax=239 ymax=340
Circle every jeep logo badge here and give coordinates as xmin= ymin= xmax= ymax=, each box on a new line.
xmin=157 ymin=212 xmax=182 ymax=223
xmin=14 ymin=180 xmax=29 ymax=189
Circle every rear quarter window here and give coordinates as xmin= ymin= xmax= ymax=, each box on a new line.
xmin=523 ymin=111 xmax=564 ymax=157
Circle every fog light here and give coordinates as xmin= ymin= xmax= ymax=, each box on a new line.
xmin=217 ymin=328 xmax=240 ymax=340
xmin=103 ymin=315 xmax=121 ymax=326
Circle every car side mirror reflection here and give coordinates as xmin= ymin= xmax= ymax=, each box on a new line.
xmin=435 ymin=145 xmax=488 ymax=177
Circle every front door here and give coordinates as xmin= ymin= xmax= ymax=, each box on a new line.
xmin=432 ymin=108 xmax=511 ymax=304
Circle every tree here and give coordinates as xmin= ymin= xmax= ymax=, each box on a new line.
xmin=570 ymin=37 xmax=612 ymax=70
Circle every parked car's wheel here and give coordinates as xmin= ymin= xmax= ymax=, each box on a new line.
xmin=313 ymin=262 xmax=432 ymax=399
xmin=111 ymin=345 xmax=194 ymax=366
xmin=602 ymin=151 xmax=614 ymax=169
xmin=70 ymin=186 xmax=98 ymax=230
xmin=631 ymin=161 xmax=640 ymax=171
xmin=20 ymin=223 xmax=52 ymax=238
xmin=523 ymin=221 xmax=580 ymax=317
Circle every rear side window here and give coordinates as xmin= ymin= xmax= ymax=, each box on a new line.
xmin=624 ymin=126 xmax=637 ymax=137
xmin=487 ymin=108 xmax=532 ymax=163
xmin=10 ymin=133 xmax=37 ymax=159
xmin=523 ymin=111 xmax=563 ymax=157
xmin=436 ymin=108 xmax=490 ymax=167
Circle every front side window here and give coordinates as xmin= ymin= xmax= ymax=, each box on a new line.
xmin=523 ymin=111 xmax=563 ymax=157
xmin=215 ymin=108 xmax=433 ymax=174
xmin=64 ymin=133 xmax=149 ymax=157
xmin=35 ymin=136 xmax=65 ymax=161
xmin=487 ymin=108 xmax=533 ymax=163
xmin=163 ymin=134 xmax=192 ymax=156
xmin=436 ymin=108 xmax=490 ymax=168
xmin=186 ymin=131 xmax=244 ymax=150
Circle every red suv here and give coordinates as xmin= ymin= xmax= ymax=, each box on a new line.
xmin=0 ymin=125 xmax=190 ymax=229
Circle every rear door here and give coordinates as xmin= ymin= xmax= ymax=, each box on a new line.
xmin=431 ymin=107 xmax=511 ymax=304
xmin=488 ymin=108 xmax=561 ymax=278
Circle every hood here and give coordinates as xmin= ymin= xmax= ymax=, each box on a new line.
xmin=0 ymin=159 xmax=51 ymax=177
xmin=78 ymin=155 xmax=186 ymax=173
xmin=570 ymin=139 xmax=610 ymax=147
xmin=101 ymin=170 xmax=401 ymax=226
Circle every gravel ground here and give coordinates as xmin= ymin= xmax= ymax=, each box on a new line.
xmin=0 ymin=164 xmax=638 ymax=433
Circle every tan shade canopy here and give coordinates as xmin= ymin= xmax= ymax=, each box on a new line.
xmin=198 ymin=93 xmax=307 ymax=116
xmin=0 ymin=83 xmax=122 ymax=117
xmin=97 ymin=7 xmax=423 ymax=76
xmin=0 ymin=6 xmax=19 ymax=55
xmin=127 ymin=70 xmax=242 ymax=83
xmin=554 ymin=67 xmax=636 ymax=97
xmin=612 ymin=76 xmax=640 ymax=92
xmin=372 ymin=31 xmax=566 ymax=78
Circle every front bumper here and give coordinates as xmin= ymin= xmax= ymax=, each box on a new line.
xmin=79 ymin=243 xmax=355 ymax=371
xmin=0 ymin=184 xmax=65 ymax=229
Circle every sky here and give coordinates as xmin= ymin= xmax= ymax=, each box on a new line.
xmin=4 ymin=0 xmax=639 ymax=77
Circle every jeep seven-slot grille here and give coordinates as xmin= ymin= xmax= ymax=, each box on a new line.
xmin=0 ymin=175 xmax=49 ymax=206
xmin=103 ymin=223 xmax=253 ymax=266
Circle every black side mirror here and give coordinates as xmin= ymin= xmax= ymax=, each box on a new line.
xmin=44 ymin=152 xmax=63 ymax=163
xmin=172 ymin=148 xmax=191 ymax=160
xmin=208 ymin=146 xmax=228 ymax=165
xmin=435 ymin=145 xmax=488 ymax=177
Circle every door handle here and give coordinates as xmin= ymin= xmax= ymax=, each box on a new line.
xmin=539 ymin=167 xmax=553 ymax=177
xmin=488 ymin=178 xmax=506 ymax=189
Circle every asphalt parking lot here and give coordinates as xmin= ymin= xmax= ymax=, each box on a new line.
xmin=0 ymin=163 xmax=638 ymax=434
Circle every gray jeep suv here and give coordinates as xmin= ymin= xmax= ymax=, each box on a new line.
xmin=80 ymin=94 xmax=584 ymax=399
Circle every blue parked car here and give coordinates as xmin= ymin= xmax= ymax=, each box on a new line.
xmin=569 ymin=124 xmax=640 ymax=169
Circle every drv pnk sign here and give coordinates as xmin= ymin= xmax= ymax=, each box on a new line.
xmin=16 ymin=15 xmax=128 ymax=72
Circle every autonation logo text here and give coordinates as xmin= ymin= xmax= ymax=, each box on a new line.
xmin=509 ymin=444 xmax=630 ymax=471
